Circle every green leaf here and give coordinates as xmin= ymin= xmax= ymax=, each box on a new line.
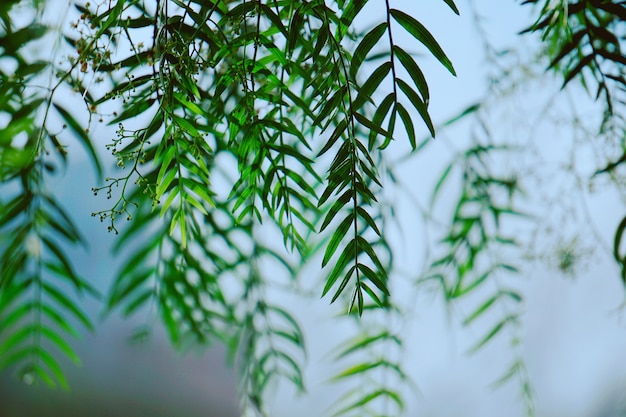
xmin=332 ymin=361 xmax=382 ymax=380
xmin=266 ymin=143 xmax=314 ymax=167
xmin=159 ymin=183 xmax=180 ymax=216
xmin=0 ymin=278 xmax=33 ymax=315
xmin=41 ymin=282 xmax=93 ymax=332
xmin=395 ymin=102 xmax=416 ymax=149
xmin=41 ymin=303 xmax=81 ymax=339
xmin=390 ymin=9 xmax=456 ymax=75
xmin=313 ymin=86 xmax=346 ymax=128
xmin=614 ymin=216 xmax=626 ymax=273
xmin=184 ymin=178 xmax=216 ymax=208
xmin=121 ymin=16 xmax=154 ymax=28
xmin=442 ymin=0 xmax=460 ymax=15
xmin=0 ymin=324 xmax=33 ymax=356
xmin=370 ymin=92 xmax=395 ymax=148
xmin=173 ymin=94 xmax=204 ymax=116
xmin=331 ymin=388 xmax=403 ymax=417
xmin=266 ymin=305 xmax=305 ymax=348
xmin=284 ymin=169 xmax=318 ymax=197
xmin=355 ymin=236 xmax=386 ymax=274
xmin=360 ymin=160 xmax=382 ymax=187
xmin=468 ymin=315 xmax=517 ymax=353
xmin=318 ymin=119 xmax=348 ymax=157
xmin=331 ymin=265 xmax=356 ymax=303
xmin=259 ymin=4 xmax=289 ymax=39
xmin=454 ymin=269 xmax=491 ymax=297
xmin=107 ymin=267 xmax=154 ymax=309
xmin=548 ymin=30 xmax=585 ymax=69
xmin=393 ymin=45 xmax=429 ymax=102
xmin=0 ymin=346 xmax=33 ymax=370
xmin=443 ymin=102 xmax=480 ymax=127
xmin=41 ymin=236 xmax=81 ymax=289
xmin=562 ymin=54 xmax=593 ymax=88
xmin=123 ymin=290 xmax=153 ymax=317
xmin=431 ymin=163 xmax=453 ymax=208
xmin=156 ymin=145 xmax=177 ymax=186
xmin=44 ymin=195 xmax=87 ymax=244
xmin=37 ymin=348 xmax=69 ymax=390
xmin=353 ymin=61 xmax=392 ymax=109
xmin=40 ymin=326 xmax=81 ymax=365
xmin=0 ymin=301 xmax=33 ymax=333
xmin=95 ymin=74 xmax=154 ymax=105
xmin=95 ymin=0 xmax=126 ymax=37
xmin=110 ymin=98 xmax=156 ymax=124
xmin=320 ymin=190 xmax=352 ymax=232
xmin=323 ymin=212 xmax=354 ymax=267
xmin=336 ymin=331 xmax=400 ymax=359
xmin=490 ymin=360 xmax=521 ymax=389
xmin=2 ymin=24 xmax=48 ymax=54
xmin=396 ymin=78 xmax=435 ymax=137
xmin=359 ymin=282 xmax=383 ymax=307
xmin=463 ymin=295 xmax=498 ymax=326
xmin=357 ymin=263 xmax=388 ymax=295
xmin=172 ymin=115 xmax=201 ymax=138
xmin=322 ymin=238 xmax=357 ymax=297
xmin=328 ymin=141 xmax=352 ymax=173
xmin=353 ymin=112 xmax=391 ymax=143
xmin=355 ymin=207 xmax=381 ymax=236
xmin=351 ymin=23 xmax=388 ymax=80
xmin=53 ymin=103 xmax=103 ymax=179
xmin=350 ymin=280 xmax=364 ymax=315
xmin=288 ymin=7 xmax=305 ymax=54
xmin=31 ymin=363 xmax=57 ymax=388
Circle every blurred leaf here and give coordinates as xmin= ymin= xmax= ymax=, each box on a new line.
xmin=53 ymin=104 xmax=103 ymax=179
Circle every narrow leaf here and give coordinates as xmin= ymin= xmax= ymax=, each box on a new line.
xmin=393 ymin=45 xmax=429 ymax=102
xmin=396 ymin=78 xmax=435 ymax=136
xmin=351 ymin=23 xmax=388 ymax=80
xmin=323 ymin=213 xmax=354 ymax=267
xmin=353 ymin=61 xmax=392 ymax=109
xmin=390 ymin=9 xmax=456 ymax=75
xmin=53 ymin=103 xmax=103 ymax=178
xmin=322 ymin=238 xmax=357 ymax=297
xmin=442 ymin=0 xmax=460 ymax=14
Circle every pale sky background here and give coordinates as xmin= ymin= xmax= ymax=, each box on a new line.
xmin=2 ymin=1 xmax=626 ymax=417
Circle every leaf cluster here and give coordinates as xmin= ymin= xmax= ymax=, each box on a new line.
xmin=328 ymin=314 xmax=407 ymax=417
xmin=521 ymin=0 xmax=626 ymax=289
xmin=0 ymin=0 xmax=575 ymax=415
xmin=0 ymin=3 xmax=98 ymax=389
xmin=424 ymin=130 xmax=533 ymax=411
xmin=522 ymin=0 xmax=626 ymax=108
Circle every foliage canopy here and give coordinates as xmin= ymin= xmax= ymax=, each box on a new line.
xmin=1 ymin=0 xmax=625 ymax=416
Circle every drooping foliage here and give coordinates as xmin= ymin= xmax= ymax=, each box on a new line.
xmin=0 ymin=0 xmax=99 ymax=390
xmin=1 ymin=0 xmax=625 ymax=416
xmin=0 ymin=0 xmax=457 ymax=414
xmin=519 ymin=0 xmax=626 ymax=284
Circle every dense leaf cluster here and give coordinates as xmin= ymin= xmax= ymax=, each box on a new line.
xmin=520 ymin=0 xmax=626 ymax=286
xmin=1 ymin=0 xmax=626 ymax=416
xmin=0 ymin=0 xmax=457 ymax=414
xmin=0 ymin=1 xmax=98 ymax=389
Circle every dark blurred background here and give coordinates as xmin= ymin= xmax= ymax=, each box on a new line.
xmin=0 ymin=322 xmax=239 ymax=417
